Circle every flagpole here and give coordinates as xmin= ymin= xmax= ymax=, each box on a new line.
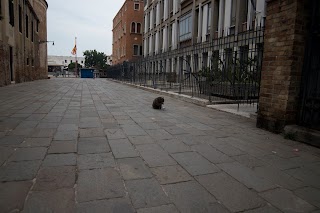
xmin=75 ymin=37 xmax=78 ymax=77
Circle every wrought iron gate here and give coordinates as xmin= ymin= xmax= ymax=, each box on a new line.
xmin=299 ymin=0 xmax=320 ymax=130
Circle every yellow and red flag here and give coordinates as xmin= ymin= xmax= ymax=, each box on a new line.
xmin=71 ymin=44 xmax=77 ymax=55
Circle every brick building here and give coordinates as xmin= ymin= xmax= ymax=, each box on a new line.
xmin=112 ymin=0 xmax=144 ymax=65
xmin=257 ymin=0 xmax=320 ymax=136
xmin=0 ymin=0 xmax=48 ymax=87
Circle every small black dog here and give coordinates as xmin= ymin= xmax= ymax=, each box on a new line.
xmin=152 ymin=97 xmax=164 ymax=109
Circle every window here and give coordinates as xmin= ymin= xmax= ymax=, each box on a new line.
xmin=25 ymin=14 xmax=29 ymax=38
xmin=71 ymin=60 xmax=73 ymax=63
xmin=131 ymin=22 xmax=141 ymax=34
xmin=36 ymin=21 xmax=39 ymax=32
xmin=65 ymin=60 xmax=67 ymax=63
xmin=133 ymin=45 xmax=140 ymax=56
xmin=179 ymin=12 xmax=192 ymax=41
xmin=9 ymin=0 xmax=14 ymax=26
xmin=231 ymin=0 xmax=237 ymax=26
xmin=169 ymin=24 xmax=172 ymax=47
xmin=207 ymin=3 xmax=211 ymax=33
xmin=31 ymin=19 xmax=34 ymax=42
xmin=137 ymin=23 xmax=141 ymax=33
xmin=19 ymin=5 xmax=22 ymax=32
xmin=131 ymin=22 xmax=136 ymax=33
xmin=81 ymin=61 xmax=83 ymax=64
xmin=134 ymin=3 xmax=140 ymax=10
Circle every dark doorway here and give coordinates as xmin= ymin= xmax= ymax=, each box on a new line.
xmin=299 ymin=0 xmax=320 ymax=131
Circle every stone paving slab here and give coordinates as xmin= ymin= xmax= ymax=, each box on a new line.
xmin=172 ymin=152 xmax=220 ymax=176
xmin=137 ymin=204 xmax=179 ymax=213
xmin=163 ymin=181 xmax=229 ymax=213
xmin=8 ymin=147 xmax=47 ymax=162
xmin=77 ymin=197 xmax=135 ymax=213
xmin=76 ymin=168 xmax=125 ymax=203
xmin=31 ymin=128 xmax=57 ymax=138
xmin=117 ymin=157 xmax=153 ymax=180
xmin=125 ymin=178 xmax=170 ymax=209
xmin=42 ymin=154 xmax=77 ymax=167
xmin=78 ymin=137 xmax=110 ymax=154
xmin=0 ymin=146 xmax=14 ymax=165
xmin=0 ymin=181 xmax=33 ymax=213
xmin=196 ymin=172 xmax=265 ymax=212
xmin=218 ymin=161 xmax=277 ymax=192
xmin=0 ymin=160 xmax=42 ymax=181
xmin=22 ymin=188 xmax=75 ymax=213
xmin=109 ymin=138 xmax=139 ymax=158
xmin=136 ymin=144 xmax=177 ymax=167
xmin=191 ymin=143 xmax=234 ymax=164
xmin=259 ymin=188 xmax=316 ymax=212
xmin=294 ymin=187 xmax=320 ymax=208
xmin=33 ymin=166 xmax=76 ymax=191
xmin=77 ymin=153 xmax=115 ymax=170
xmin=0 ymin=79 xmax=319 ymax=212
xmin=48 ymin=140 xmax=77 ymax=154
xmin=19 ymin=138 xmax=52 ymax=148
xmin=150 ymin=165 xmax=193 ymax=184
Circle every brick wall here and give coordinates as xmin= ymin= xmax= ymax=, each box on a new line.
xmin=112 ymin=0 xmax=144 ymax=65
xmin=257 ymin=0 xmax=309 ymax=132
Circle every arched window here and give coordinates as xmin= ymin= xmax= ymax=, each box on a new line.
xmin=137 ymin=23 xmax=141 ymax=34
xmin=131 ymin=22 xmax=136 ymax=33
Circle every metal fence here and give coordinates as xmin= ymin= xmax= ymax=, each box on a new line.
xmin=107 ymin=26 xmax=264 ymax=107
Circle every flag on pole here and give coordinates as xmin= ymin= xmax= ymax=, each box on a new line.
xmin=71 ymin=44 xmax=77 ymax=55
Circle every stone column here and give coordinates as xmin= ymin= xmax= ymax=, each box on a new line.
xmin=257 ymin=0 xmax=309 ymax=132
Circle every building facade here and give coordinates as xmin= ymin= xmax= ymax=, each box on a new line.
xmin=0 ymin=0 xmax=48 ymax=86
xmin=48 ymin=55 xmax=85 ymax=67
xmin=48 ymin=55 xmax=85 ymax=73
xmin=143 ymin=0 xmax=266 ymax=56
xmin=112 ymin=0 xmax=144 ymax=65
xmin=140 ymin=0 xmax=266 ymax=91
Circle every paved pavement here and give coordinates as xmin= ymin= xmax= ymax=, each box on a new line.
xmin=0 ymin=78 xmax=320 ymax=213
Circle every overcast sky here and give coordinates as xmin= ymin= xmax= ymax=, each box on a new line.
xmin=47 ymin=0 xmax=125 ymax=57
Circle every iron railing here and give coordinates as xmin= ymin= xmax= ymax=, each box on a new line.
xmin=107 ymin=25 xmax=265 ymax=108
